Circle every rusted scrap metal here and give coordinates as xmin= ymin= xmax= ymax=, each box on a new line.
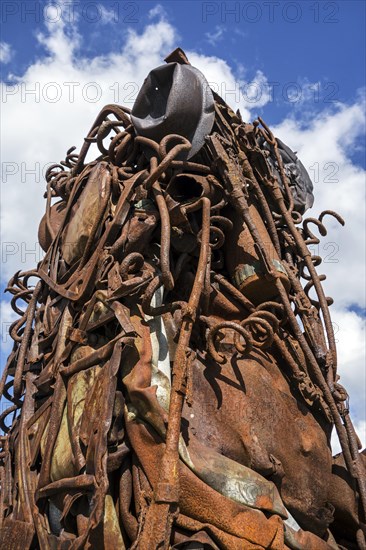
xmin=0 ymin=48 xmax=365 ymax=550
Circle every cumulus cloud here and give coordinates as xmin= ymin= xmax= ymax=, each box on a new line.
xmin=205 ymin=25 xmax=226 ymax=46
xmin=284 ymin=78 xmax=322 ymax=106
xmin=148 ymin=4 xmax=168 ymax=20
xmin=273 ymin=100 xmax=366 ymax=309
xmin=96 ymin=4 xmax=119 ymax=24
xmin=330 ymin=307 xmax=366 ymax=451
xmin=0 ymin=5 xmax=270 ymax=282
xmin=272 ymin=101 xmax=366 ymax=448
xmin=1 ymin=15 xmax=177 ymax=285
xmin=0 ymin=42 xmax=13 ymax=64
xmin=187 ymin=52 xmax=271 ymax=114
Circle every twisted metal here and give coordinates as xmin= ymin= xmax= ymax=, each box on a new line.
xmin=0 ymin=87 xmax=364 ymax=550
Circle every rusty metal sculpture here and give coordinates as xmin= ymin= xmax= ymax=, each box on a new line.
xmin=1 ymin=48 xmax=365 ymax=550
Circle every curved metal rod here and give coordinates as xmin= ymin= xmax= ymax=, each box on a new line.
xmin=207 ymin=321 xmax=253 ymax=364
xmin=258 ymin=117 xmax=295 ymax=214
xmin=115 ymin=133 xmax=134 ymax=166
xmin=241 ymin=316 xmax=274 ymax=349
xmin=72 ymin=104 xmax=131 ymax=174
xmin=302 ymin=217 xmax=327 ymax=245
xmin=319 ymin=209 xmax=345 ymax=227
xmin=13 ymin=281 xmax=42 ymax=399
xmin=150 ymin=157 xmax=174 ymax=291
xmin=141 ymin=276 xmax=185 ymax=317
xmin=197 ymin=225 xmax=225 ymax=250
xmin=142 ymin=135 xmax=192 ymax=191
xmin=0 ymin=404 xmax=18 ymax=434
xmin=10 ymin=289 xmax=33 ymax=316
xmin=97 ymin=120 xmax=125 ymax=156
xmin=119 ymin=253 xmax=145 ymax=279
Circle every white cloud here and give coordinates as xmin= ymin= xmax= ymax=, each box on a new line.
xmin=0 ymin=299 xmax=18 ymax=356
xmin=97 ymin=4 xmax=119 ymax=24
xmin=273 ymin=99 xmax=366 ymax=309
xmin=273 ymin=102 xmax=366 ymax=445
xmin=0 ymin=42 xmax=13 ymax=64
xmin=148 ymin=4 xmax=168 ymax=20
xmin=187 ymin=52 xmax=271 ymax=116
xmin=331 ymin=308 xmax=366 ymax=450
xmin=0 ymin=7 xmax=270 ymax=283
xmin=1 ymin=18 xmax=178 ymax=283
xmin=205 ymin=25 xmax=225 ymax=46
xmin=356 ymin=420 xmax=366 ymax=450
xmin=284 ymin=78 xmax=321 ymax=106
xmin=35 ymin=0 xmax=81 ymax=65
xmin=332 ymin=418 xmax=366 ymax=456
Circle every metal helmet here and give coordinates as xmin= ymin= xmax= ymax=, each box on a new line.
xmin=131 ymin=62 xmax=215 ymax=159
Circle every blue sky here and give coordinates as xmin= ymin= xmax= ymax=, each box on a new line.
xmin=0 ymin=0 xmax=365 ymax=448
xmin=2 ymin=1 xmax=365 ymax=129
